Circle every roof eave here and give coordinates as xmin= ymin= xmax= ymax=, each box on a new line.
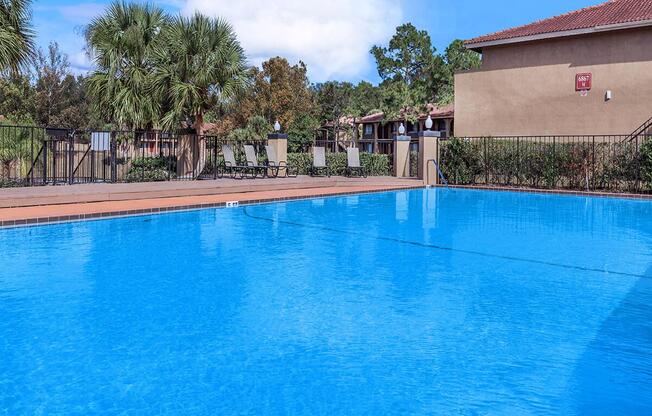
xmin=465 ymin=18 xmax=652 ymax=51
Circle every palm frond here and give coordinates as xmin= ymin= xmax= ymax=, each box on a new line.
xmin=152 ymin=13 xmax=248 ymax=130
xmin=0 ymin=0 xmax=35 ymax=73
xmin=84 ymin=1 xmax=168 ymax=129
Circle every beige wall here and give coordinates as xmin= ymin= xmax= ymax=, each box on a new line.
xmin=455 ymin=27 xmax=652 ymax=136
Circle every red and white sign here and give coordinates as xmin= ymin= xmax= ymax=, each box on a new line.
xmin=576 ymin=73 xmax=592 ymax=91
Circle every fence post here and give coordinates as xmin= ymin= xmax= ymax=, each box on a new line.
xmin=516 ymin=137 xmax=520 ymax=186
xmin=552 ymin=136 xmax=557 ymax=187
xmin=484 ymin=137 xmax=488 ymax=185
xmin=168 ymin=133 xmax=173 ymax=181
xmin=90 ymin=149 xmax=96 ymax=183
xmin=52 ymin=140 xmax=57 ymax=183
xmin=636 ymin=136 xmax=640 ymax=192
xmin=110 ymin=134 xmax=117 ymax=183
xmin=213 ymin=136 xmax=218 ymax=179
xmin=591 ymin=136 xmax=596 ymax=191
xmin=29 ymin=129 xmax=34 ymax=186
xmin=42 ymin=139 xmax=48 ymax=184
xmin=140 ymin=132 xmax=145 ymax=182
xmin=68 ymin=131 xmax=74 ymax=185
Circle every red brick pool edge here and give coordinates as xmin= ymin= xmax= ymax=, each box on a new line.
xmin=5 ymin=180 xmax=650 ymax=228
xmin=0 ymin=184 xmax=422 ymax=228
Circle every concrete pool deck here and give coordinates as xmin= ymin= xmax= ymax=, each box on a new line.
xmin=0 ymin=176 xmax=422 ymax=227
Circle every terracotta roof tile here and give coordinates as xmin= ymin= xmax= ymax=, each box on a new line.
xmin=358 ymin=104 xmax=454 ymax=124
xmin=359 ymin=112 xmax=384 ymax=123
xmin=466 ymin=0 xmax=652 ymax=46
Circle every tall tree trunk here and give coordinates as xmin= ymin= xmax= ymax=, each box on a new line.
xmin=189 ymin=112 xmax=206 ymax=180
xmin=194 ymin=113 xmax=204 ymax=136
xmin=3 ymin=160 xmax=12 ymax=179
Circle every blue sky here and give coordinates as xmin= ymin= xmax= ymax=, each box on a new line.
xmin=33 ymin=0 xmax=600 ymax=83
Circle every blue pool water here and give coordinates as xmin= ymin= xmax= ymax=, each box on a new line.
xmin=1 ymin=188 xmax=652 ymax=414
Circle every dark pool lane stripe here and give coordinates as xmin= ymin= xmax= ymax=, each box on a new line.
xmin=242 ymin=206 xmax=651 ymax=280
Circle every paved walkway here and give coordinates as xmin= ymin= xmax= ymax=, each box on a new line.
xmin=0 ymin=176 xmax=418 ymax=208
xmin=0 ymin=177 xmax=422 ymax=227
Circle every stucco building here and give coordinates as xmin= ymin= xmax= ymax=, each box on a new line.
xmin=454 ymin=0 xmax=652 ymax=137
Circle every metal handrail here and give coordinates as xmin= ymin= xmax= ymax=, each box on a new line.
xmin=427 ymin=159 xmax=449 ymax=187
xmin=624 ymin=116 xmax=652 ymax=142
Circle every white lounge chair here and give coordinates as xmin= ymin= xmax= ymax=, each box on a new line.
xmin=265 ymin=145 xmax=297 ymax=178
xmin=222 ymin=144 xmax=251 ymax=179
xmin=345 ymin=147 xmax=366 ymax=177
xmin=243 ymin=145 xmax=268 ymax=178
xmin=310 ymin=147 xmax=330 ymax=177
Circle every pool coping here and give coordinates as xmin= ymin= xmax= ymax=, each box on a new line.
xmin=0 ymin=185 xmax=425 ymax=229
xmin=444 ymin=184 xmax=652 ymax=201
xmin=5 ymin=183 xmax=652 ymax=229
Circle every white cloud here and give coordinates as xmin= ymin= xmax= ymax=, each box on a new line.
xmin=181 ymin=0 xmax=403 ymax=82
xmin=69 ymin=51 xmax=94 ymax=74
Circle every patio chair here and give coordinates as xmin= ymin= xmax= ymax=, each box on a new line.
xmin=345 ymin=147 xmax=367 ymax=178
xmin=309 ymin=146 xmax=330 ymax=177
xmin=221 ymin=144 xmax=252 ymax=179
xmin=244 ymin=145 xmax=269 ymax=178
xmin=265 ymin=145 xmax=298 ymax=178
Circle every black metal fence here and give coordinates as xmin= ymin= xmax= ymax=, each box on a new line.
xmin=6 ymin=125 xmax=648 ymax=192
xmin=439 ymin=135 xmax=650 ymax=193
xmin=314 ymin=137 xmax=423 ymax=177
xmin=0 ymin=125 xmax=266 ymax=187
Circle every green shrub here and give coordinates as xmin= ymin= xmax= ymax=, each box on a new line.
xmin=410 ymin=150 xmax=418 ymax=177
xmin=287 ymin=152 xmax=390 ymax=176
xmin=125 ymin=168 xmax=170 ymax=182
xmin=439 ymin=138 xmax=482 ymax=184
xmin=640 ymin=139 xmax=652 ymax=189
xmin=125 ymin=156 xmax=176 ymax=182
xmin=287 ymin=153 xmax=312 ymax=175
xmin=486 ymin=140 xmax=519 ymax=185
xmin=440 ymin=137 xmax=646 ymax=192
xmin=0 ymin=179 xmax=24 ymax=188
xmin=360 ymin=152 xmax=391 ymax=176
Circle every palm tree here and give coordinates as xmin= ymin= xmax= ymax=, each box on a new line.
xmin=0 ymin=0 xmax=34 ymax=73
xmin=152 ymin=13 xmax=248 ymax=135
xmin=84 ymin=1 xmax=168 ymax=130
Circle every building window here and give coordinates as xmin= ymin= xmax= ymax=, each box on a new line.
xmin=364 ymin=124 xmax=373 ymax=136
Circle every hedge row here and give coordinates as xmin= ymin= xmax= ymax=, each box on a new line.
xmin=287 ymin=152 xmax=391 ymax=176
xmin=0 ymin=179 xmax=24 ymax=188
xmin=439 ymin=137 xmax=652 ymax=192
xmin=125 ymin=156 xmax=176 ymax=182
xmin=124 ymin=151 xmax=392 ymax=182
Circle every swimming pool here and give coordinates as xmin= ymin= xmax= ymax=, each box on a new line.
xmin=1 ymin=188 xmax=652 ymax=414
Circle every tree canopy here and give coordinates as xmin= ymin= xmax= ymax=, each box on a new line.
xmin=370 ymin=24 xmax=481 ymax=121
xmin=0 ymin=1 xmax=481 ymax=146
xmin=84 ymin=1 xmax=168 ymax=129
xmin=84 ymin=2 xmax=248 ymax=132
xmin=152 ymin=13 xmax=248 ymax=134
xmin=34 ymin=42 xmax=90 ymax=128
